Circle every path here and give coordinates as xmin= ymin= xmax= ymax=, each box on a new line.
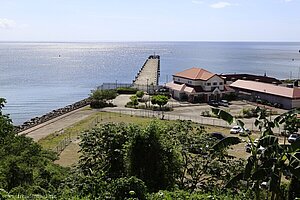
xmin=19 ymin=106 xmax=97 ymax=141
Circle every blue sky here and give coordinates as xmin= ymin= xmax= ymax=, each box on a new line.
xmin=0 ymin=0 xmax=300 ymax=41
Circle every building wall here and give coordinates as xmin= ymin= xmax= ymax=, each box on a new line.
xmin=204 ymin=76 xmax=224 ymax=91
xmin=173 ymin=90 xmax=182 ymax=100
xmin=173 ymin=76 xmax=205 ymax=87
xmin=292 ymin=99 xmax=300 ymax=108
xmin=173 ymin=75 xmax=224 ymax=91
xmin=234 ymin=88 xmax=294 ymax=109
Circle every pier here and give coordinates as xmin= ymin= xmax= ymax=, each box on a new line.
xmin=133 ymin=55 xmax=160 ymax=86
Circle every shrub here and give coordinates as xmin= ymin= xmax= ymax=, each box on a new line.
xmin=129 ymin=95 xmax=139 ymax=107
xmin=151 ymin=95 xmax=168 ymax=110
xmin=109 ymin=177 xmax=147 ymax=200
xmin=90 ymin=100 xmax=115 ymax=109
xmin=136 ymin=91 xmax=144 ymax=98
xmin=117 ymin=87 xmax=138 ymax=94
xmin=90 ymin=89 xmax=117 ymax=101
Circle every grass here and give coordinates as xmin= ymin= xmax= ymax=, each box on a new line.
xmin=38 ymin=112 xmax=157 ymax=150
xmin=54 ymin=142 xmax=81 ymax=167
xmin=39 ymin=111 xmax=256 ymax=167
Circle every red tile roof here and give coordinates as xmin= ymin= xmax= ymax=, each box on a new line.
xmin=174 ymin=67 xmax=215 ymax=80
xmin=230 ymin=80 xmax=300 ymax=99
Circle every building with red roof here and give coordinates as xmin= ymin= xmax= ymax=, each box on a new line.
xmin=166 ymin=67 xmax=230 ymax=102
xmin=230 ymin=80 xmax=300 ymax=109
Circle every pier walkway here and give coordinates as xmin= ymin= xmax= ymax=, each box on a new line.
xmin=133 ymin=55 xmax=160 ymax=86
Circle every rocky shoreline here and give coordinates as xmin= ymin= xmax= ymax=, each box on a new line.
xmin=15 ymin=98 xmax=91 ymax=133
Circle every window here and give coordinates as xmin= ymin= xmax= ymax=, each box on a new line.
xmin=219 ymin=82 xmax=223 ymax=85
xmin=213 ymin=82 xmax=218 ymax=86
xmin=188 ymin=81 xmax=192 ymax=84
xmin=207 ymin=83 xmax=211 ymax=86
xmin=178 ymin=78 xmax=181 ymax=81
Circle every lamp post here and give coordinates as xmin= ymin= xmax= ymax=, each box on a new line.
xmin=147 ymin=78 xmax=149 ymax=94
xmin=115 ymin=79 xmax=118 ymax=89
xmin=291 ymin=50 xmax=300 ymax=80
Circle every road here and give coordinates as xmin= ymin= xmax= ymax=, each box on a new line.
xmin=19 ymin=106 xmax=97 ymax=141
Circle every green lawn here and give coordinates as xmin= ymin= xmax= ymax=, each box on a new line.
xmin=39 ymin=111 xmax=253 ymax=167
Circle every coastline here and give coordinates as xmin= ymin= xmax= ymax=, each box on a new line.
xmin=15 ymin=98 xmax=91 ymax=134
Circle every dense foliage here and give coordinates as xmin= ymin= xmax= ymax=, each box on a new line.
xmin=151 ymin=95 xmax=168 ymax=110
xmin=116 ymin=87 xmax=138 ymax=94
xmin=0 ymin=98 xmax=68 ymax=199
xmin=2 ymin=94 xmax=300 ymax=199
xmin=90 ymin=89 xmax=117 ymax=108
xmin=213 ymin=107 xmax=300 ymax=200
xmin=58 ymin=120 xmax=246 ymax=199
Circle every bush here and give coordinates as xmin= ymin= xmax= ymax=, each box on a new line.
xmin=90 ymin=89 xmax=117 ymax=101
xmin=238 ymin=108 xmax=258 ymax=118
xmin=136 ymin=91 xmax=144 ymax=98
xmin=90 ymin=100 xmax=115 ymax=109
xmin=148 ymin=190 xmax=254 ymax=200
xmin=117 ymin=87 xmax=138 ymax=94
xmin=109 ymin=177 xmax=147 ymax=200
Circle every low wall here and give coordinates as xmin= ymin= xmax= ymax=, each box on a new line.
xmin=14 ymin=98 xmax=91 ymax=133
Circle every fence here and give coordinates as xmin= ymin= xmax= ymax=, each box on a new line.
xmin=99 ymin=108 xmax=284 ymax=136
xmin=53 ymin=108 xmax=284 ymax=155
xmin=52 ymin=131 xmax=72 ymax=154
xmin=96 ymin=83 xmax=163 ymax=94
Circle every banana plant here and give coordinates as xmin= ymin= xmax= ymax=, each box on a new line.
xmin=212 ymin=107 xmax=300 ymax=200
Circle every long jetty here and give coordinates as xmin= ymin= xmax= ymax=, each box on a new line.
xmin=133 ymin=55 xmax=160 ymax=86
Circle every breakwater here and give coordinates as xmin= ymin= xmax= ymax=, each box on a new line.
xmin=15 ymin=98 xmax=91 ymax=133
xmin=133 ymin=55 xmax=160 ymax=86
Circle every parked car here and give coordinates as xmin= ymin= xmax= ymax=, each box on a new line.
xmin=245 ymin=139 xmax=265 ymax=154
xmin=230 ymin=126 xmax=241 ymax=134
xmin=288 ymin=134 xmax=300 ymax=143
xmin=219 ymin=100 xmax=229 ymax=107
xmin=208 ymin=100 xmax=219 ymax=107
xmin=239 ymin=128 xmax=252 ymax=136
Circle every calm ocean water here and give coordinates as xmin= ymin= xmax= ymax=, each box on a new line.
xmin=1 ymin=42 xmax=300 ymax=125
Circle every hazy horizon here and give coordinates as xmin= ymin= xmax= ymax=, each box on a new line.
xmin=1 ymin=0 xmax=300 ymax=42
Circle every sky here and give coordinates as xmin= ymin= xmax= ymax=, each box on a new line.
xmin=0 ymin=0 xmax=300 ymax=42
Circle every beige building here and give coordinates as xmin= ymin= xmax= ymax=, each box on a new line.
xmin=166 ymin=67 xmax=228 ymax=102
xmin=230 ymin=80 xmax=300 ymax=109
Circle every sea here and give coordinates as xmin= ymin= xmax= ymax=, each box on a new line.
xmin=1 ymin=42 xmax=300 ymax=125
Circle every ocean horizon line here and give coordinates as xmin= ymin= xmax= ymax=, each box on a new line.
xmin=1 ymin=40 xmax=300 ymax=44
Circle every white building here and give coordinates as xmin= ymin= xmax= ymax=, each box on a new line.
xmin=166 ymin=67 xmax=228 ymax=102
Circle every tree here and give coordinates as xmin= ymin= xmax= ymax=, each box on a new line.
xmin=90 ymin=89 xmax=117 ymax=101
xmin=126 ymin=122 xmax=181 ymax=192
xmin=0 ymin=98 xmax=68 ymax=195
xmin=213 ymin=107 xmax=300 ymax=200
xmin=136 ymin=91 xmax=144 ymax=98
xmin=79 ymin=123 xmax=129 ymax=179
xmin=168 ymin=120 xmax=243 ymax=191
xmin=151 ymin=95 xmax=168 ymax=110
xmin=130 ymin=95 xmax=139 ymax=107
xmin=90 ymin=89 xmax=117 ymax=108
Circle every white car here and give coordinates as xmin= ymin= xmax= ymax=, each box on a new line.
xmin=245 ymin=139 xmax=265 ymax=154
xmin=239 ymin=128 xmax=252 ymax=136
xmin=288 ymin=134 xmax=300 ymax=143
xmin=230 ymin=126 xmax=241 ymax=134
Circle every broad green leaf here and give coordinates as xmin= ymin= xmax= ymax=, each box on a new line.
xmin=252 ymin=168 xmax=268 ymax=180
xmin=211 ymin=108 xmax=234 ymax=125
xmin=236 ymin=119 xmax=245 ymax=129
xmin=258 ymin=135 xmax=278 ymax=147
xmin=211 ymin=137 xmax=241 ymax=152
xmin=224 ymin=172 xmax=244 ymax=188
xmin=244 ymin=156 xmax=255 ymax=179
xmin=289 ymin=140 xmax=300 ymax=153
